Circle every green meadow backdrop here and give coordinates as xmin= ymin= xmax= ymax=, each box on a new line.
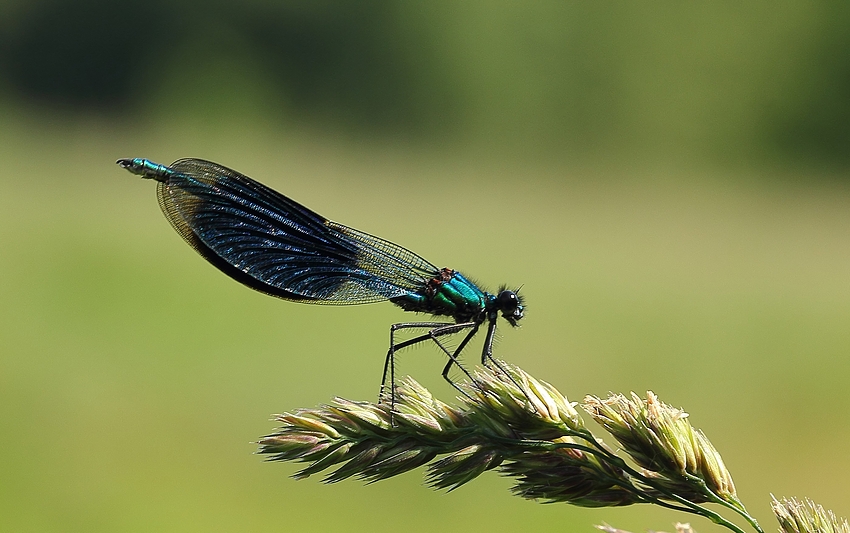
xmin=1 ymin=2 xmax=848 ymax=532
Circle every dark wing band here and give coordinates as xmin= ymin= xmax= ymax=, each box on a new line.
xmin=156 ymin=158 xmax=438 ymax=304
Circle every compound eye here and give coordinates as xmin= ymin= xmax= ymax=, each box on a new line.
xmin=497 ymin=290 xmax=519 ymax=311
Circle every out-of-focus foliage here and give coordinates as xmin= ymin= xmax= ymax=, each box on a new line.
xmin=0 ymin=1 xmax=848 ymax=166
xmin=0 ymin=0 xmax=447 ymax=130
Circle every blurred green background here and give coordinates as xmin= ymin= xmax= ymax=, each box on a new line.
xmin=1 ymin=1 xmax=849 ymax=532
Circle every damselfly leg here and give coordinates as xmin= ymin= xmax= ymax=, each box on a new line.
xmin=381 ymin=322 xmax=481 ymax=407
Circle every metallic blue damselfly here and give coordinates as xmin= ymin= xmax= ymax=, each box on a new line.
xmin=118 ymin=158 xmax=524 ymax=402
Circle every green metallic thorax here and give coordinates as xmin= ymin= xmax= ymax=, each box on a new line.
xmin=390 ymin=268 xmax=492 ymax=323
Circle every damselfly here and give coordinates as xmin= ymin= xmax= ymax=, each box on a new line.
xmin=118 ymin=158 xmax=524 ymax=402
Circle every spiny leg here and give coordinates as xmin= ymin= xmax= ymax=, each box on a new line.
xmin=438 ymin=323 xmax=481 ymax=398
xmin=382 ymin=322 xmax=453 ymax=400
xmin=480 ymin=318 xmax=499 ymax=367
xmin=479 ymin=317 xmax=526 ymax=396
xmin=381 ymin=322 xmax=477 ymax=407
xmin=438 ymin=323 xmax=478 ymax=382
xmin=425 ymin=322 xmax=478 ymax=384
xmin=401 ymin=322 xmax=484 ymax=402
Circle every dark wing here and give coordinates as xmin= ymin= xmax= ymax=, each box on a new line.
xmin=156 ymin=158 xmax=438 ymax=304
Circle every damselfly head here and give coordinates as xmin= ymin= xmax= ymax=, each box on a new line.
xmin=495 ymin=289 xmax=524 ymax=326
